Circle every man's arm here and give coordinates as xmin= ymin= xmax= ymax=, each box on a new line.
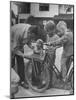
xmin=14 ymin=50 xmax=24 ymax=57
xmin=13 ymin=47 xmax=24 ymax=58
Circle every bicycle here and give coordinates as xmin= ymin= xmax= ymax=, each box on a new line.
xmin=24 ymin=43 xmax=74 ymax=93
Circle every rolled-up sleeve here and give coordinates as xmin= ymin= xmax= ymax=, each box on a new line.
xmin=52 ymin=34 xmax=69 ymax=46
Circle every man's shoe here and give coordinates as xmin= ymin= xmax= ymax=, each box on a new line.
xmin=21 ymin=83 xmax=29 ymax=89
xmin=19 ymin=81 xmax=29 ymax=89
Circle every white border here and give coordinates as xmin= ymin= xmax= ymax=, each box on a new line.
xmin=0 ymin=0 xmax=75 ymax=100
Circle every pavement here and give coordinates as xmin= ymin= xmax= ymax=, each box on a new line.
xmin=15 ymin=86 xmax=71 ymax=98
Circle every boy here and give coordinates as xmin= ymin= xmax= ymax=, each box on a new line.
xmin=44 ymin=20 xmax=59 ymax=88
xmin=49 ymin=21 xmax=73 ymax=81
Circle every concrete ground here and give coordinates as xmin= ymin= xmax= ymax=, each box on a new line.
xmin=15 ymin=86 xmax=71 ymax=98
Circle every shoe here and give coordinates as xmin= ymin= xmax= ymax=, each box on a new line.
xmin=19 ymin=81 xmax=29 ymax=89
xmin=21 ymin=83 xmax=29 ymax=89
xmin=10 ymin=94 xmax=15 ymax=99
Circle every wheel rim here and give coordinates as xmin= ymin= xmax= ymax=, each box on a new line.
xmin=25 ymin=61 xmax=50 ymax=92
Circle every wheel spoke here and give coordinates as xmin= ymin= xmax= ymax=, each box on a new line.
xmin=25 ymin=59 xmax=51 ymax=92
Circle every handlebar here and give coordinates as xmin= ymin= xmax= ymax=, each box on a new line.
xmin=43 ymin=43 xmax=61 ymax=50
xmin=23 ymin=42 xmax=61 ymax=60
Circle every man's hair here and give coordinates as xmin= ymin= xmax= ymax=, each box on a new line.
xmin=44 ymin=20 xmax=56 ymax=31
xmin=28 ymin=25 xmax=38 ymax=34
xmin=28 ymin=25 xmax=47 ymax=42
xmin=26 ymin=15 xmax=36 ymax=25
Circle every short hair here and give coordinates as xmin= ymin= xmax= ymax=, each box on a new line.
xmin=26 ymin=15 xmax=35 ymax=25
xmin=56 ymin=21 xmax=67 ymax=29
xmin=27 ymin=25 xmax=47 ymax=42
xmin=28 ymin=25 xmax=38 ymax=34
xmin=44 ymin=20 xmax=56 ymax=31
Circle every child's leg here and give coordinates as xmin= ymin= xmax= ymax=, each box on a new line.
xmin=61 ymin=56 xmax=67 ymax=79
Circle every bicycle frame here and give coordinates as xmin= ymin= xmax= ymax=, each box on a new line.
xmin=43 ymin=44 xmax=74 ymax=81
xmin=43 ymin=52 xmax=61 ymax=77
xmin=24 ymin=44 xmax=73 ymax=82
xmin=45 ymin=52 xmax=73 ymax=81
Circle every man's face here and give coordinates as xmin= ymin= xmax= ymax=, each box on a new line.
xmin=22 ymin=31 xmax=34 ymax=46
xmin=27 ymin=30 xmax=35 ymax=43
xmin=22 ymin=38 xmax=29 ymax=46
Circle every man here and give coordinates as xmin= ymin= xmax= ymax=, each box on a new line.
xmin=26 ymin=15 xmax=47 ymax=42
xmin=44 ymin=20 xmax=59 ymax=88
xmin=11 ymin=23 xmax=37 ymax=88
xmin=49 ymin=21 xmax=73 ymax=81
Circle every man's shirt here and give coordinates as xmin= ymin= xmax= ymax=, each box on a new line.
xmin=11 ymin=23 xmax=31 ymax=52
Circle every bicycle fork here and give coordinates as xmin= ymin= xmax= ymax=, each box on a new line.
xmin=46 ymin=54 xmax=61 ymax=79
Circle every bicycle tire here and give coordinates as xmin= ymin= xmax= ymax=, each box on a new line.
xmin=25 ymin=60 xmax=51 ymax=93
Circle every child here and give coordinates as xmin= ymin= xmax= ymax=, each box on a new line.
xmin=44 ymin=20 xmax=59 ymax=88
xmin=49 ymin=21 xmax=73 ymax=82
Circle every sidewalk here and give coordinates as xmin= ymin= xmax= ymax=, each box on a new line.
xmin=15 ymin=86 xmax=71 ymax=98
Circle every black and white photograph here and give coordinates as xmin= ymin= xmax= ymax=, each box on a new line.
xmin=10 ymin=1 xmax=74 ymax=99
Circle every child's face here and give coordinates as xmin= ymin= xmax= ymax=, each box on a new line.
xmin=56 ymin=27 xmax=64 ymax=37
xmin=46 ymin=29 xmax=55 ymax=37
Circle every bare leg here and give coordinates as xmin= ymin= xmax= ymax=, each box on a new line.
xmin=61 ymin=56 xmax=67 ymax=79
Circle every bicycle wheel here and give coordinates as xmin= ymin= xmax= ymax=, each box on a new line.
xmin=68 ymin=62 xmax=74 ymax=94
xmin=71 ymin=72 xmax=74 ymax=90
xmin=25 ymin=60 xmax=50 ymax=92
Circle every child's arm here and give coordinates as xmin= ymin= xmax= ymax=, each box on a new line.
xmin=50 ymin=34 xmax=68 ymax=46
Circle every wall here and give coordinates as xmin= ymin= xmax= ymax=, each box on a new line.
xmin=11 ymin=2 xmax=18 ymax=16
xmin=19 ymin=3 xmax=59 ymax=20
xmin=59 ymin=5 xmax=74 ymax=14
xmin=19 ymin=14 xmax=30 ymax=19
xmin=31 ymin=3 xmax=59 ymax=17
